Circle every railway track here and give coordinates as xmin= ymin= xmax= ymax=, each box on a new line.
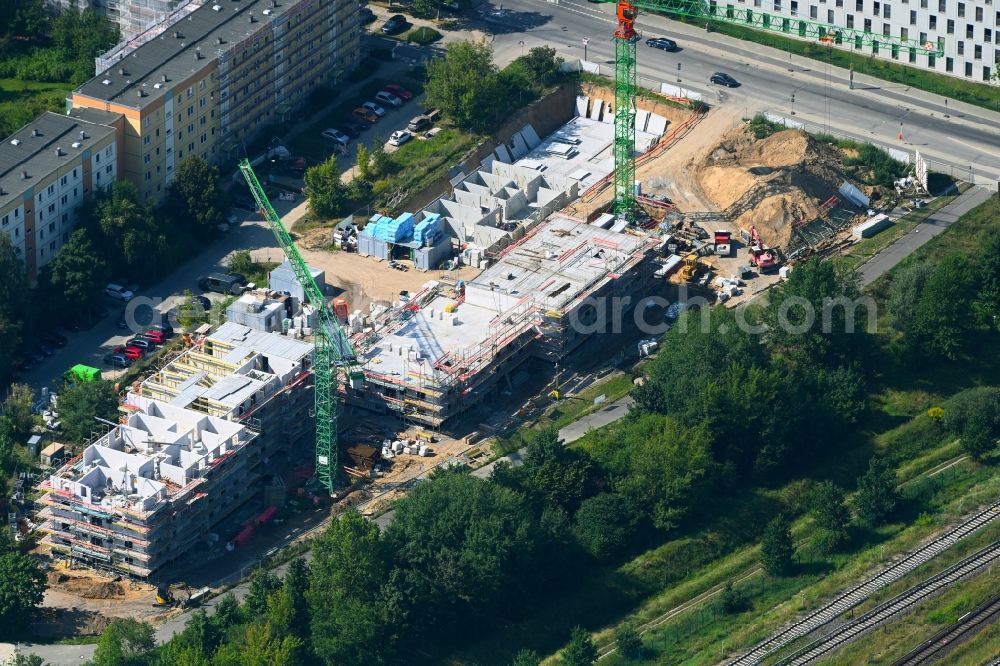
xmin=892 ymin=592 xmax=1000 ymax=665
xmin=727 ymin=499 xmax=1000 ymax=665
xmin=777 ymin=540 xmax=1000 ymax=665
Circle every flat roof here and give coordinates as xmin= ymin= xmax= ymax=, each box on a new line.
xmin=209 ymin=322 xmax=313 ymax=365
xmin=0 ymin=112 xmax=118 ymax=208
xmin=75 ymin=0 xmax=302 ymax=110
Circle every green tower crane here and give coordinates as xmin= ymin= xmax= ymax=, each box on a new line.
xmin=238 ymin=159 xmax=358 ymax=496
xmin=605 ymin=0 xmax=943 ymax=220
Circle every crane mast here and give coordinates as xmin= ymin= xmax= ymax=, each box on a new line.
xmin=238 ymin=159 xmax=357 ymax=495
xmin=608 ymin=0 xmax=943 ymax=220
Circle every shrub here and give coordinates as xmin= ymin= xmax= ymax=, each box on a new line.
xmin=406 ymin=27 xmax=443 ymax=45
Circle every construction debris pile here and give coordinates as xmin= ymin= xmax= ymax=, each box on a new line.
xmin=696 ymin=128 xmax=850 ymax=250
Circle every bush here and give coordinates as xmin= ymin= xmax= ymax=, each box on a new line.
xmin=748 ymin=114 xmax=784 ymax=139
xmin=406 ymin=26 xmax=443 ymax=45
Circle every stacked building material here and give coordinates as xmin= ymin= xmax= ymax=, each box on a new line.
xmin=366 ymin=212 xmax=415 ymax=243
xmin=413 ymin=213 xmax=442 ymax=246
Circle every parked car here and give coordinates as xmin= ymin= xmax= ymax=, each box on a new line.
xmin=710 ymin=72 xmax=740 ymax=87
xmin=341 ymin=121 xmax=363 ymax=138
xmin=407 ymin=115 xmax=431 ymax=133
xmin=381 ymin=14 xmax=407 ymax=35
xmin=40 ymin=332 xmax=68 ymax=348
xmin=353 ymin=107 xmax=379 ymax=124
xmin=196 ymin=295 xmax=212 ymax=311
xmin=105 ymin=283 xmax=135 ymax=302
xmin=321 ymin=128 xmax=350 ymax=146
xmin=362 ymin=101 xmax=386 ymax=117
xmin=127 ymin=337 xmax=154 ymax=351
xmin=123 ymin=345 xmax=145 ymax=360
xmin=142 ymin=330 xmax=167 ymax=345
xmin=149 ymin=323 xmax=174 ymax=338
xmin=645 ymin=37 xmax=678 ymax=51
xmin=104 ymin=352 xmax=131 ymax=368
xmin=388 ymin=130 xmax=412 ymax=147
xmin=383 ymin=84 xmax=413 ymax=101
xmin=374 ymin=91 xmax=403 ymax=108
xmin=360 ymin=6 xmax=376 ymax=23
xmin=198 ymin=273 xmax=246 ymax=295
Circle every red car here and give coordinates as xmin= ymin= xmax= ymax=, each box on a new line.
xmin=114 ymin=345 xmax=143 ymax=361
xmin=383 ymin=84 xmax=413 ymax=101
xmin=143 ymin=329 xmax=167 ymax=345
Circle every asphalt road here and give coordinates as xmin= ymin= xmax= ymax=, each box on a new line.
xmin=484 ymin=0 xmax=1000 ymax=186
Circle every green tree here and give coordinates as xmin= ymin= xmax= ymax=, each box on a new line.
xmin=175 ymin=291 xmax=209 ymax=331
xmin=3 ymin=383 xmax=38 ymax=442
xmin=385 ymin=473 xmax=539 ymax=630
xmin=853 ymin=457 xmax=899 ymax=527
xmin=160 ymin=609 xmax=218 ymax=664
xmin=211 ymin=592 xmax=242 ymax=631
xmin=93 ymin=180 xmax=166 ymax=281
xmin=614 ymin=624 xmax=643 ymax=661
xmin=368 ymin=140 xmax=390 ymax=178
xmin=57 ymin=379 xmax=118 ymax=443
xmin=516 ymin=428 xmax=595 ymax=512
xmin=0 ymin=550 xmax=46 ymax=638
xmin=244 ymin=569 xmax=282 ymax=620
xmin=39 ymin=228 xmax=111 ymax=322
xmin=167 ymin=156 xmax=228 ymax=232
xmin=268 ymin=558 xmax=309 ymax=639
xmin=233 ymin=622 xmax=302 ymax=666
xmin=309 ymin=510 xmax=396 ymax=665
xmin=511 ymin=649 xmax=541 ymax=666
xmin=228 ymin=250 xmax=256 ymax=280
xmin=764 ymin=258 xmax=868 ymax=366
xmin=355 ymin=143 xmax=371 ymax=182
xmin=974 ymin=233 xmax=1000 ymax=330
xmin=886 ymin=262 xmax=933 ymax=335
xmin=573 ymin=493 xmax=639 ymax=560
xmin=719 ymin=580 xmax=747 ymax=614
xmin=9 ymin=654 xmax=46 ymax=666
xmin=93 ymin=618 xmax=155 ymax=666
xmin=518 ymin=46 xmax=564 ymax=86
xmin=811 ymin=482 xmax=850 ymax=552
xmin=0 ymin=233 xmax=27 ymax=386
xmin=761 ymin=515 xmax=794 ymax=576
xmin=589 ymin=414 xmax=711 ymax=531
xmin=304 ymin=155 xmax=349 ymax=219
xmin=944 ymin=386 xmax=1000 ymax=459
xmin=562 ymin=626 xmax=597 ymax=666
xmin=914 ymin=253 xmax=977 ymax=359
xmin=425 ymin=41 xmax=504 ymax=131
xmin=0 ymin=0 xmax=49 ymax=48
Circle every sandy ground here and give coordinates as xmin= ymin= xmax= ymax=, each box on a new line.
xmin=639 ymin=106 xmax=744 ymax=213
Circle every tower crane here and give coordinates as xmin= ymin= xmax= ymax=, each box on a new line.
xmin=602 ymin=0 xmax=944 ymax=220
xmin=238 ymin=159 xmax=359 ymax=496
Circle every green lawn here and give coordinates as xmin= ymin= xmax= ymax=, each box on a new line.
xmin=0 ymin=78 xmax=69 ymax=137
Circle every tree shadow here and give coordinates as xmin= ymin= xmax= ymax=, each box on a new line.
xmin=472 ymin=7 xmax=554 ymax=36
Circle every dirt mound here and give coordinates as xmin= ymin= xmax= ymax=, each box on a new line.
xmin=696 ymin=127 xmax=847 ymax=249
xmin=82 ymin=581 xmax=124 ymax=599
xmin=297 ymin=226 xmax=334 ymax=250
xmin=47 ymin=572 xmax=70 ymax=585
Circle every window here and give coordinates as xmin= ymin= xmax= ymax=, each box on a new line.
xmin=199 ymin=98 xmax=206 ymax=108
xmin=985 ymin=67 xmax=992 ymax=82
xmin=49 ymin=241 xmax=55 ymax=251
xmin=947 ymin=18 xmax=954 ymax=32
xmin=810 ymin=5 xmax=818 ymax=17
xmin=188 ymin=106 xmax=194 ymax=117
xmin=965 ymin=62 xmax=972 ymax=76
xmin=847 ymin=14 xmax=855 ymax=26
xmin=791 ymin=0 xmax=799 ymax=13
xmin=72 ymin=168 xmax=77 ymax=178
xmin=975 ymin=44 xmax=982 ymax=59
xmin=61 ymin=194 xmax=67 ymax=204
xmin=901 ymin=27 xmax=908 ymax=39
xmin=48 ymin=184 xmax=54 ymax=195
xmin=200 ymin=133 xmax=207 ymax=144
xmin=975 ymin=6 xmax=982 ymax=21
xmin=105 ymin=165 xmax=112 ymax=174
xmin=144 ymin=135 xmax=150 ymax=145
xmin=883 ymin=23 xmax=891 ymax=35
xmin=187 ymin=86 xmax=193 ymax=98
xmin=856 ymin=0 xmax=862 ymax=9
xmin=920 ymin=0 xmax=926 ymax=6
xmin=958 ymin=1 xmax=965 ymax=15
xmin=836 ymin=0 xmax=842 ymax=6
xmin=929 ymin=15 xmax=936 ymax=28
xmin=188 ymin=123 xmax=194 ymax=133
xmin=105 ymin=146 xmax=111 ymax=157
xmin=47 ymin=203 xmax=54 ymax=213
xmin=48 ymin=222 xmax=55 ymax=232
xmin=828 ymin=9 xmax=834 ymax=21
xmin=938 ymin=0 xmax=945 ymax=10
xmin=967 ymin=24 xmax=974 ymax=38
xmin=61 ymin=175 xmax=67 ymax=185
xmin=865 ymin=17 xmax=872 ymax=30
xmin=1 ymin=214 xmax=7 ymax=227
xmin=145 ymin=171 xmax=151 ymax=181
xmin=910 ymin=9 xmax=916 ymax=23
xmin=958 ymin=40 xmax=965 ymax=54
xmin=986 ymin=29 xmax=993 ymax=42
xmin=73 ymin=187 xmax=78 ymax=197
xmin=144 ymin=154 xmax=151 ymax=164
xmin=884 ymin=3 xmax=890 ymax=17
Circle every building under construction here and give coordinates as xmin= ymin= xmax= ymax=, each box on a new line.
xmin=38 ymin=325 xmax=314 ymax=580
xmin=350 ymin=214 xmax=657 ymax=427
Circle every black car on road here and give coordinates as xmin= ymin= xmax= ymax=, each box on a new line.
xmin=381 ymin=14 xmax=407 ymax=35
xmin=645 ymin=37 xmax=678 ymax=51
xmin=710 ymin=72 xmax=740 ymax=87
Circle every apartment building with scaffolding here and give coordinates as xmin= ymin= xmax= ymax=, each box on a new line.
xmin=38 ymin=324 xmax=314 ymax=580
xmin=47 ymin=0 xmax=200 ymax=42
xmin=39 ymin=403 xmax=256 ymax=579
xmin=0 ymin=109 xmax=124 ymax=283
xmin=70 ymin=0 xmax=360 ymax=202
xmin=350 ymin=214 xmax=658 ymax=428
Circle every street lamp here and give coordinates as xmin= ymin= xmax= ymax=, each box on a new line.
xmin=518 ymin=40 xmax=525 ymax=57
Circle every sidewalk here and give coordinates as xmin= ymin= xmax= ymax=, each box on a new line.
xmin=859 ymin=185 xmax=993 ymax=285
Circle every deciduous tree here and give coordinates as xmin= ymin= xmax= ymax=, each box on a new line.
xmin=425 ymin=41 xmax=503 ymax=131
xmin=562 ymin=626 xmax=597 ymax=666
xmin=93 ymin=618 xmax=155 ymax=666
xmin=573 ymin=493 xmax=638 ymax=560
xmin=39 ymin=229 xmax=110 ymax=322
xmin=304 ymin=155 xmax=349 ymax=220
xmin=914 ymin=253 xmax=977 ymax=359
xmin=244 ymin=569 xmax=282 ymax=620
xmin=57 ymin=379 xmax=118 ymax=443
xmin=614 ymin=624 xmax=643 ymax=661
xmin=167 ymin=156 xmax=228 ymax=232
xmin=853 ymin=457 xmax=899 ymax=526
xmin=811 ymin=481 xmax=851 ymax=552
xmin=944 ymin=386 xmax=1000 ymax=459
xmin=761 ymin=515 xmax=794 ymax=576
xmin=0 ymin=550 xmax=46 ymax=638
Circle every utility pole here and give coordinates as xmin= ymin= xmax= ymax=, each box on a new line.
xmin=677 ymin=61 xmax=682 ymax=83
xmin=583 ymin=37 xmax=589 ymax=61
xmin=791 ymin=92 xmax=796 ymax=115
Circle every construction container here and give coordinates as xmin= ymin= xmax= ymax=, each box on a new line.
xmin=852 ymin=213 xmax=892 ymax=239
xmin=269 ymin=260 xmax=325 ymax=303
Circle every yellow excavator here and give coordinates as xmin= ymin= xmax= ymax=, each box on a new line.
xmin=676 ymin=253 xmax=714 ymax=283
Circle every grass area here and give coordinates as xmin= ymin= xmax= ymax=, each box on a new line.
xmin=0 ymin=78 xmax=70 ymax=137
xmin=811 ymin=536 xmax=1000 ymax=664
xmin=374 ymin=128 xmax=480 ymax=208
xmin=657 ymin=13 xmax=1000 ymax=112
xmin=832 ymin=187 xmax=964 ymax=273
xmin=944 ymin=606 xmax=1000 ymax=665
xmin=405 ymin=26 xmax=443 ymax=44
